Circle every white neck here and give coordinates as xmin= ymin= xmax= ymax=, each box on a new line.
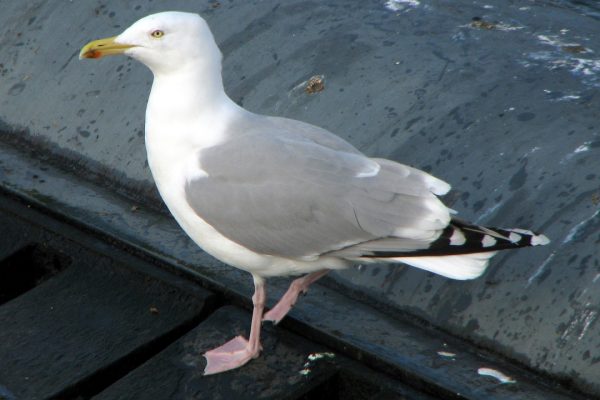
xmin=144 ymin=56 xmax=245 ymax=151
xmin=150 ymin=59 xmax=230 ymax=117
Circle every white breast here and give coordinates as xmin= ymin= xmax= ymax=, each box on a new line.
xmin=144 ymin=108 xmax=256 ymax=264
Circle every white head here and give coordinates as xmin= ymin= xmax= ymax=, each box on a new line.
xmin=80 ymin=11 xmax=222 ymax=76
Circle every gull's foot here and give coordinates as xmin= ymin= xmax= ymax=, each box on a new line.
xmin=203 ymin=335 xmax=261 ymax=375
xmin=263 ymin=298 xmax=298 ymax=325
xmin=263 ymin=270 xmax=328 ymax=324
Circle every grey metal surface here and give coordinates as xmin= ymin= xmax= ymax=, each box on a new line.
xmin=0 ymin=0 xmax=599 ymax=396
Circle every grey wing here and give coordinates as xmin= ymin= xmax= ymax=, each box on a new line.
xmin=185 ymin=119 xmax=451 ymax=260
xmin=263 ymin=116 xmax=366 ymax=156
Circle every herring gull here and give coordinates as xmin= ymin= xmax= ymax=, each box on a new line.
xmin=80 ymin=11 xmax=549 ymax=375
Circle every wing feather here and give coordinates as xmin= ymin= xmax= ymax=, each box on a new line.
xmin=185 ymin=115 xmax=450 ymax=259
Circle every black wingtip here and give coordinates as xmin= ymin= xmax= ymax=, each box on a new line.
xmin=361 ymin=219 xmax=548 ymax=258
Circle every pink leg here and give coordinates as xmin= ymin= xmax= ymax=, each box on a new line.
xmin=204 ymin=275 xmax=266 ymax=375
xmin=263 ymin=269 xmax=328 ymax=324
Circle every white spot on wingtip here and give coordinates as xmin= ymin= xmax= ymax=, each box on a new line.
xmin=508 ymin=232 xmax=522 ymax=243
xmin=532 ymin=234 xmax=550 ymax=246
xmin=478 ymin=367 xmax=516 ymax=384
xmin=437 ymin=351 xmax=456 ymax=358
xmin=482 ymin=235 xmax=496 ymax=248
xmin=450 ymin=229 xmax=466 ymax=246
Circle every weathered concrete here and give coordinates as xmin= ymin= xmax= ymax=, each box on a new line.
xmin=0 ymin=0 xmax=599 ymax=396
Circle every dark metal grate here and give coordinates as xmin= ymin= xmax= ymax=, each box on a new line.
xmin=0 ymin=244 xmax=71 ymax=305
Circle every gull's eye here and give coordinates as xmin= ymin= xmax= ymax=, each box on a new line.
xmin=151 ymin=30 xmax=164 ymax=38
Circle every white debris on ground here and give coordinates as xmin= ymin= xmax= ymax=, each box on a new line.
xmin=437 ymin=351 xmax=457 ymax=358
xmin=459 ymin=20 xmax=524 ymax=32
xmin=574 ymin=143 xmax=591 ymax=153
xmin=526 ymin=252 xmax=556 ymax=287
xmin=477 ymin=367 xmax=517 ymax=384
xmin=385 ymin=0 xmax=420 ymax=12
xmin=299 ymin=352 xmax=336 ymax=375
xmin=308 ymin=352 xmax=335 ymax=361
xmin=523 ymin=34 xmax=600 ymax=87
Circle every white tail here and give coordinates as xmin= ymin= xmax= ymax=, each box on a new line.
xmin=394 ymin=252 xmax=497 ymax=280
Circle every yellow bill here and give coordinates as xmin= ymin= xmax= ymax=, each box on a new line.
xmin=79 ymin=36 xmax=133 ymax=59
